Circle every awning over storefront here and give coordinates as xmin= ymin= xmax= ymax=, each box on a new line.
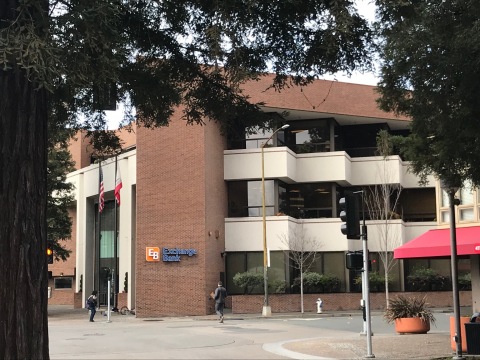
xmin=394 ymin=226 xmax=480 ymax=259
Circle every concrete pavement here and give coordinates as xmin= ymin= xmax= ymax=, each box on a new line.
xmin=48 ymin=305 xmax=466 ymax=359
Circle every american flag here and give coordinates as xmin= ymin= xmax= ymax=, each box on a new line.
xmin=99 ymin=167 xmax=105 ymax=213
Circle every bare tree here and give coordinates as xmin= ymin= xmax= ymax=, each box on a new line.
xmin=279 ymin=222 xmax=323 ymax=313
xmin=363 ymin=130 xmax=402 ymax=308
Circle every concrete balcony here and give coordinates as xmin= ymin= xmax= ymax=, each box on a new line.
xmin=225 ymin=216 xmax=437 ymax=253
xmin=224 ymin=148 xmax=434 ymax=187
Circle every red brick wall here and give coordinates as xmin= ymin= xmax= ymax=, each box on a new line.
xmin=231 ymin=291 xmax=473 ymax=314
xmin=68 ymin=131 xmax=94 ymax=170
xmin=48 ymin=207 xmax=77 ymax=305
xmin=117 ymin=292 xmax=128 ymax=310
xmin=136 ymin=112 xmax=226 ymax=317
xmin=243 ymin=75 xmax=407 ymax=122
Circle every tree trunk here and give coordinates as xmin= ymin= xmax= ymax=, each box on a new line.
xmin=0 ymin=2 xmax=50 ymax=357
xmin=385 ymin=271 xmax=390 ymax=308
xmin=300 ymin=267 xmax=304 ymax=314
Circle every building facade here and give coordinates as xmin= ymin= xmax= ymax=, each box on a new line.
xmin=47 ymin=75 xmax=479 ymax=316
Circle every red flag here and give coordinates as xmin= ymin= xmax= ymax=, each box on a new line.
xmin=115 ymin=166 xmax=122 ymax=205
xmin=99 ymin=168 xmax=105 ymax=213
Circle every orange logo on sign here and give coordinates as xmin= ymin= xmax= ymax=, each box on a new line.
xmin=146 ymin=247 xmax=160 ymax=262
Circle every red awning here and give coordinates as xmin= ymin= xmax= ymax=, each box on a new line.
xmin=394 ymin=226 xmax=480 ymax=259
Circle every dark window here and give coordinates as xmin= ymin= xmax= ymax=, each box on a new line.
xmin=397 ymin=188 xmax=436 ymax=222
xmin=54 ymin=277 xmax=73 ymax=289
xmin=292 ymin=252 xmax=346 ymax=292
xmin=225 ymin=251 xmax=286 ymax=295
xmin=285 ymin=119 xmax=333 ymax=154
xmin=285 ymin=183 xmax=334 ymax=219
xmin=340 ymin=123 xmax=389 ymax=157
xmin=228 ymin=181 xmax=274 ymax=217
xmin=227 ymin=119 xmax=288 ymax=150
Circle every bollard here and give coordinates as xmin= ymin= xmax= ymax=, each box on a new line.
xmin=316 ymin=298 xmax=323 ymax=314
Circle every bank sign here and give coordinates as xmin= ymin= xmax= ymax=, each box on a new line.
xmin=146 ymin=247 xmax=197 ymax=262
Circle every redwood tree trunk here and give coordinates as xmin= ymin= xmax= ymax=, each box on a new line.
xmin=0 ymin=1 xmax=50 ymax=359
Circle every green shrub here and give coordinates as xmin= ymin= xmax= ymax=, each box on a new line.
xmin=233 ymin=272 xmax=264 ymax=294
xmin=292 ymin=272 xmax=341 ymax=293
xmin=406 ymin=268 xmax=451 ymax=291
xmin=354 ymin=272 xmax=392 ymax=292
xmin=384 ymin=295 xmax=436 ymax=324
xmin=269 ymin=280 xmax=287 ymax=294
xmin=458 ymin=273 xmax=471 ymax=291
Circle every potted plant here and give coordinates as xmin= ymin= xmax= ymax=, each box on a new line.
xmin=384 ymin=295 xmax=436 ymax=334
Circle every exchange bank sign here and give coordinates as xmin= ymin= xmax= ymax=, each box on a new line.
xmin=162 ymin=247 xmax=197 ymax=262
xmin=145 ymin=247 xmax=198 ymax=262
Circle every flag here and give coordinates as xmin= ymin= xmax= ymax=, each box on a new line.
xmin=115 ymin=166 xmax=123 ymax=206
xmin=99 ymin=167 xmax=105 ymax=213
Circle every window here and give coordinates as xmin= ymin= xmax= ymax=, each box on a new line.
xmin=285 ymin=120 xmax=332 ymax=154
xmin=227 ymin=181 xmax=275 ymax=217
xmin=459 ymin=182 xmax=474 ymax=221
xmin=295 ymin=252 xmax=346 ymax=292
xmin=285 ymin=183 xmax=334 ymax=219
xmin=227 ymin=120 xmax=288 ymax=150
xmin=440 ymin=182 xmax=476 ymax=224
xmin=225 ymin=251 xmax=286 ymax=295
xmin=54 ymin=277 xmax=73 ymax=289
xmin=397 ymin=188 xmax=436 ymax=222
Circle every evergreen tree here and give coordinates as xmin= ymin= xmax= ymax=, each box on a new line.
xmin=47 ymin=125 xmax=75 ymax=261
xmin=375 ymin=0 xmax=480 ymax=188
xmin=0 ymin=1 xmax=372 ymax=357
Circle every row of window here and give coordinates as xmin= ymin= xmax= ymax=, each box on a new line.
xmin=228 ymin=119 xmax=402 ymax=159
xmin=228 ymin=181 xmax=436 ymax=221
xmin=225 ymin=251 xmax=471 ymax=295
xmin=439 ymin=182 xmax=480 ymax=224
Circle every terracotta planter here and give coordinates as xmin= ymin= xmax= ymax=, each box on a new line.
xmin=450 ymin=316 xmax=469 ymax=352
xmin=394 ymin=317 xmax=430 ymax=334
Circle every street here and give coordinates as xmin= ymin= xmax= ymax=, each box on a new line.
xmin=48 ymin=306 xmax=455 ymax=359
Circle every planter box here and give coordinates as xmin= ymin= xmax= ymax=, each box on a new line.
xmin=395 ymin=317 xmax=430 ymax=334
xmin=450 ymin=316 xmax=469 ymax=352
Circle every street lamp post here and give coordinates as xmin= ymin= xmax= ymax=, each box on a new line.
xmin=441 ymin=180 xmax=464 ymax=360
xmin=261 ymin=124 xmax=289 ymax=317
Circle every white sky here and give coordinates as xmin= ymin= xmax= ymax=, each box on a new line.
xmin=106 ymin=0 xmax=378 ymax=129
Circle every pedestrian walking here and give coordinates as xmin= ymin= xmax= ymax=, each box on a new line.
xmin=87 ymin=290 xmax=98 ymax=322
xmin=214 ymin=281 xmax=227 ymax=323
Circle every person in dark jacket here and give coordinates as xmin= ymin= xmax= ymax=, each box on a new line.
xmin=87 ymin=290 xmax=98 ymax=322
xmin=214 ymin=282 xmax=227 ymax=323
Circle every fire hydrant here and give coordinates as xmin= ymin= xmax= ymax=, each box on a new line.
xmin=316 ymin=298 xmax=323 ymax=314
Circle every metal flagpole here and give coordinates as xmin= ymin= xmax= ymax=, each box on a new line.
xmin=96 ymin=160 xmax=102 ymax=297
xmin=113 ymin=155 xmax=118 ymax=311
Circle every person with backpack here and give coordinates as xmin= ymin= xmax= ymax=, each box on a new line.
xmin=87 ymin=290 xmax=98 ymax=322
xmin=213 ymin=282 xmax=227 ymax=323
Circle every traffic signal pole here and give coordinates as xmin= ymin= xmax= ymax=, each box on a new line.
xmin=361 ymin=224 xmax=374 ymax=358
xmin=341 ymin=191 xmax=374 ymax=358
xmin=357 ymin=190 xmax=374 ymax=358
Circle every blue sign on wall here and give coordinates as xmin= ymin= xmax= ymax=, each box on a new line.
xmin=162 ymin=247 xmax=197 ymax=262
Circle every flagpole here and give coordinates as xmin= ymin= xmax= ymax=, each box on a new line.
xmin=113 ymin=155 xmax=118 ymax=311
xmin=96 ymin=159 xmax=102 ymax=299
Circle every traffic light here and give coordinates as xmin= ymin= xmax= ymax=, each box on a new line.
xmin=346 ymin=252 xmax=363 ymax=270
xmin=339 ymin=192 xmax=361 ymax=239
xmin=47 ymin=246 xmax=53 ymax=264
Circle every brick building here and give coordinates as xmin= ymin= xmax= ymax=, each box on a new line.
xmin=48 ymin=75 xmax=480 ymax=316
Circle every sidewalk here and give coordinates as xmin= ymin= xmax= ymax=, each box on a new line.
xmin=48 ymin=305 xmax=464 ymax=359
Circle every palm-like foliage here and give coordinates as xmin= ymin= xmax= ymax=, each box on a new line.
xmin=384 ymin=295 xmax=436 ymax=325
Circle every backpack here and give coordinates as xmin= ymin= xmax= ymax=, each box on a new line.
xmin=85 ymin=296 xmax=93 ymax=309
